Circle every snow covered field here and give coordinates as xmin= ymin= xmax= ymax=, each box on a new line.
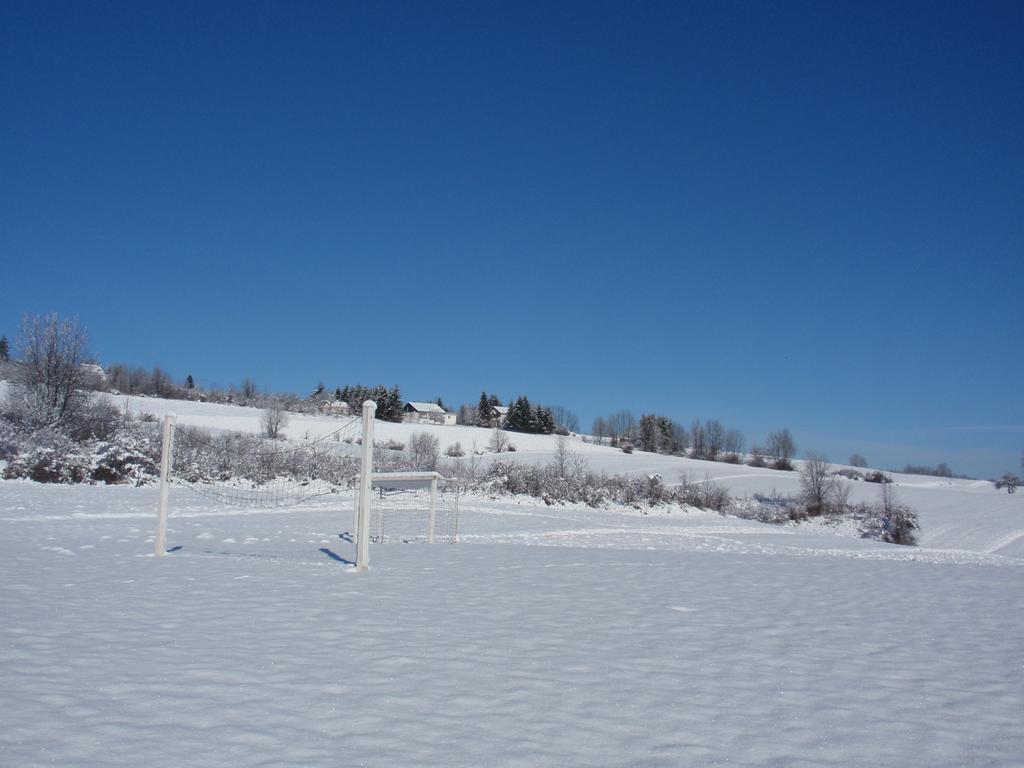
xmin=1 ymin=478 xmax=1022 ymax=767
xmin=2 ymin=394 xmax=1023 ymax=766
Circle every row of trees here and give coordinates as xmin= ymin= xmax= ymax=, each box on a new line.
xmin=335 ymin=384 xmax=404 ymax=421
xmin=592 ymin=408 xmax=797 ymax=470
xmin=504 ymin=396 xmax=555 ymax=434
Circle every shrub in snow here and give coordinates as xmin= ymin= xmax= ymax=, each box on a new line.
xmin=375 ymin=439 xmax=405 ymax=451
xmin=676 ymin=475 xmax=732 ymax=513
xmin=835 ymin=468 xmax=863 ymax=480
xmin=3 ymin=429 xmax=92 ymax=484
xmin=445 ymin=442 xmax=465 ymax=458
xmin=864 ymin=471 xmax=891 ymax=484
xmin=621 ymin=443 xmax=634 ymax=454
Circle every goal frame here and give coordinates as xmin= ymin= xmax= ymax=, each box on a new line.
xmin=155 ymin=400 xmax=380 ymax=571
xmin=365 ymin=470 xmax=458 ymax=546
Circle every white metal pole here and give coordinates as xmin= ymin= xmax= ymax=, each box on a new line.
xmin=427 ymin=474 xmax=438 ymax=544
xmin=355 ymin=400 xmax=376 ymax=572
xmin=155 ymin=413 xmax=176 ymax=557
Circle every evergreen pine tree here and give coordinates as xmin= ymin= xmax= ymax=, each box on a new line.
xmin=0 ymin=335 xmax=8 ymax=362
xmin=507 ymin=396 xmax=532 ymax=432
xmin=477 ymin=391 xmax=492 ymax=427
xmin=334 ymin=387 xmax=342 ymax=401
xmin=538 ymin=406 xmax=555 ymax=434
xmin=388 ymin=385 xmax=402 ymax=421
xmin=185 ymin=374 xmax=195 ymax=390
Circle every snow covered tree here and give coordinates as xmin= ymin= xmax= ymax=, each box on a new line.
xmin=476 ymin=392 xmax=492 ymax=427
xmin=800 ymin=453 xmax=840 ymax=515
xmin=849 ymin=453 xmax=868 ymax=468
xmin=15 ymin=313 xmax=91 ymax=424
xmin=408 ymin=432 xmax=441 ymax=471
xmin=0 ymin=335 xmax=9 ymax=362
xmin=534 ymin=405 xmax=555 ymax=435
xmin=334 ymin=387 xmax=342 ymax=401
xmin=505 ymin=396 xmax=532 ymax=432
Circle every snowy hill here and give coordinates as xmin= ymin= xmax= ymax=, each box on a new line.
xmin=116 ymin=393 xmax=1024 ymax=558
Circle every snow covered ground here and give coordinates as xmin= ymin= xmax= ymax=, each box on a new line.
xmin=2 ymin=393 xmax=1023 ymax=766
xmin=1 ymin=479 xmax=1022 ymax=767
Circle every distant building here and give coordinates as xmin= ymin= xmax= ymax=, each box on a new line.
xmin=403 ymin=401 xmax=456 ymax=426
xmin=487 ymin=405 xmax=509 ymax=427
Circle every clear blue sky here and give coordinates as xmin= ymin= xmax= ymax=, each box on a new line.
xmin=2 ymin=1 xmax=1022 ymax=477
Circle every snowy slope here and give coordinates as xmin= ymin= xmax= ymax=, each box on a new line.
xmin=114 ymin=393 xmax=1024 ymax=558
xmin=0 ymin=481 xmax=1021 ymax=767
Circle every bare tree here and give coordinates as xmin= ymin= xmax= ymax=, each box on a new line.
xmin=591 ymin=417 xmax=608 ymax=445
xmin=242 ymin=377 xmax=258 ymax=400
xmin=766 ymin=429 xmax=797 ymax=469
xmin=849 ymin=453 xmax=868 ymax=468
xmin=16 ymin=313 xmax=91 ymax=424
xmin=800 ymin=452 xmax=839 ymax=515
xmin=550 ymin=405 xmax=579 ymax=433
xmin=690 ymin=420 xmax=706 ymax=458
xmin=748 ymin=444 xmax=766 ymax=467
xmin=408 ymin=431 xmax=441 ymax=471
xmin=704 ymin=419 xmax=725 ymax=461
xmin=490 ymin=426 xmax=509 ymax=453
xmin=262 ymin=405 xmax=288 ymax=439
xmin=552 ymin=436 xmax=585 ymax=479
xmin=723 ymin=429 xmax=745 ymax=462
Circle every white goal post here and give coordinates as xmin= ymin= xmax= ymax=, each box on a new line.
xmin=154 ymin=400 xmax=457 ymax=573
xmin=361 ymin=471 xmax=459 ymax=547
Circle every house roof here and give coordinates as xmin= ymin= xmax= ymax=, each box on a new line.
xmin=405 ymin=401 xmax=447 ymax=414
xmin=492 ymin=406 xmax=509 ymax=415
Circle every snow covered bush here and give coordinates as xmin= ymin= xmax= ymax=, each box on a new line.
xmin=445 ymin=442 xmax=465 ymax=458
xmin=676 ymin=474 xmax=732 ymax=512
xmin=0 ymin=419 xmax=19 ymax=460
xmin=171 ymin=425 xmax=359 ymax=487
xmin=90 ymin=423 xmax=160 ymax=485
xmin=3 ymin=429 xmax=92 ymax=484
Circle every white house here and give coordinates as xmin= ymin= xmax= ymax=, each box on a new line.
xmin=488 ymin=405 xmax=509 ymax=427
xmin=403 ymin=401 xmax=456 ymax=426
